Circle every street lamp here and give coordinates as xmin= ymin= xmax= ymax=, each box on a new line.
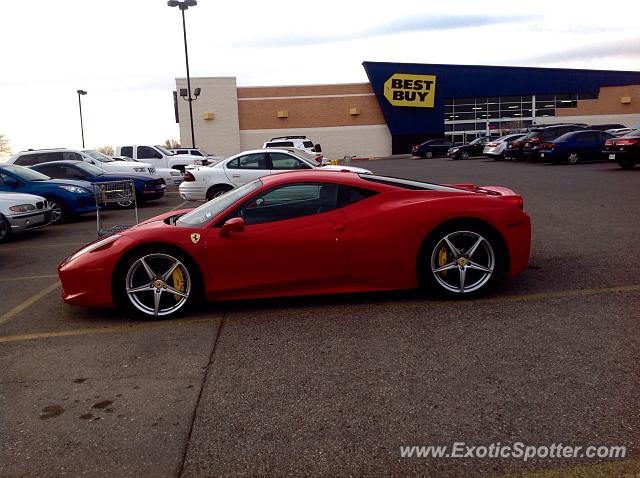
xmin=77 ymin=89 xmax=87 ymax=148
xmin=168 ymin=0 xmax=198 ymax=148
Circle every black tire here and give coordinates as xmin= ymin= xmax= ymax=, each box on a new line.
xmin=425 ymin=151 xmax=434 ymax=159
xmin=619 ymin=161 xmax=636 ymax=170
xmin=418 ymin=224 xmax=503 ymax=298
xmin=206 ymin=184 xmax=233 ymax=201
xmin=0 ymin=214 xmax=11 ymax=242
xmin=45 ymin=197 xmax=67 ymax=224
xmin=567 ymin=152 xmax=580 ymax=165
xmin=460 ymin=151 xmax=469 ymax=160
xmin=114 ymin=247 xmax=201 ymax=319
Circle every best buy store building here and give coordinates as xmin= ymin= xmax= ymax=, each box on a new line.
xmin=176 ymin=62 xmax=640 ymax=159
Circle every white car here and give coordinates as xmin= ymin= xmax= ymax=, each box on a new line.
xmin=263 ymin=136 xmax=323 ymax=163
xmin=7 ymin=149 xmax=157 ymax=176
xmin=482 ymin=133 xmax=527 ymax=160
xmin=169 ymin=148 xmax=225 ymax=163
xmin=0 ymin=192 xmax=53 ymax=241
xmin=112 ymin=156 xmax=184 ymax=187
xmin=179 ymin=149 xmax=371 ymax=201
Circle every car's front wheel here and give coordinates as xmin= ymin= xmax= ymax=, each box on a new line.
xmin=45 ymin=197 xmax=66 ymax=223
xmin=420 ymin=227 xmax=500 ymax=297
xmin=117 ymin=250 xmax=197 ymax=319
xmin=0 ymin=214 xmax=11 ymax=242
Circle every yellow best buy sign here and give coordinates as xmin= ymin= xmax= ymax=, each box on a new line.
xmin=383 ymin=73 xmax=436 ymax=107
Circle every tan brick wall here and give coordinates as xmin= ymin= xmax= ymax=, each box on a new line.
xmin=237 ymin=83 xmax=374 ymax=98
xmin=557 ymin=85 xmax=640 ymax=116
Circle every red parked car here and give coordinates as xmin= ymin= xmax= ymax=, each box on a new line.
xmin=58 ymin=171 xmax=531 ymax=319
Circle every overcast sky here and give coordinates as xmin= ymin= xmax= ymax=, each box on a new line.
xmin=1 ymin=0 xmax=638 ymax=157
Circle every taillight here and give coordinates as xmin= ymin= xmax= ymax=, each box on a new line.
xmin=541 ymin=143 xmax=557 ymax=149
xmin=605 ymin=139 xmax=614 ymax=146
xmin=529 ymin=136 xmax=542 ymax=143
xmin=184 ymin=171 xmax=196 ymax=182
xmin=617 ymin=139 xmax=638 ymax=146
xmin=504 ymin=195 xmax=524 ymax=210
xmin=486 ymin=143 xmax=497 ymax=147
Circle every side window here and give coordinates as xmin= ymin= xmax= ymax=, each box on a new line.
xmin=191 ymin=150 xmax=203 ymax=156
xmin=232 ymin=183 xmax=338 ymax=225
xmin=226 ymin=153 xmax=266 ymax=170
xmin=269 ymin=152 xmax=311 ymax=170
xmin=176 ymin=149 xmax=187 ymax=154
xmin=577 ymin=133 xmax=597 ymax=142
xmin=35 ymin=164 xmax=59 ymax=177
xmin=338 ymin=185 xmax=378 ymax=208
xmin=62 ymin=165 xmax=86 ymax=179
xmin=137 ymin=146 xmax=162 ymax=159
xmin=62 ymin=151 xmax=83 ymax=161
xmin=14 ymin=154 xmax=40 ymax=166
xmin=120 ymin=146 xmax=133 ymax=158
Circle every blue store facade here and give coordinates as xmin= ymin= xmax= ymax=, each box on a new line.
xmin=362 ymin=62 xmax=640 ymax=154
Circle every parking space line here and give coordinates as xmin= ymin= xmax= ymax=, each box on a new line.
xmin=0 ymin=318 xmax=218 ymax=343
xmin=0 ymin=241 xmax=86 ymax=252
xmin=0 ymin=274 xmax=59 ymax=283
xmin=0 ymin=281 xmax=61 ymax=326
xmin=169 ymin=200 xmax=189 ymax=211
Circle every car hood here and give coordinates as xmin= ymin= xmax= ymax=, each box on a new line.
xmin=0 ymin=192 xmax=46 ymax=203
xmin=317 ymin=165 xmax=372 ymax=174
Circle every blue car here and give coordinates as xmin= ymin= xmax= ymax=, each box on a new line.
xmin=0 ymin=164 xmax=96 ymax=223
xmin=30 ymin=161 xmax=166 ymax=207
xmin=538 ymin=130 xmax=614 ymax=164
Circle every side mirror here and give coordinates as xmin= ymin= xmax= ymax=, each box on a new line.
xmin=4 ymin=178 xmax=20 ymax=188
xmin=219 ymin=217 xmax=245 ymax=238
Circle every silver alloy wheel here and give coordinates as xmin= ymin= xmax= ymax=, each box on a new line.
xmin=425 ymin=151 xmax=433 ymax=159
xmin=567 ymin=152 xmax=579 ymax=164
xmin=49 ymin=201 xmax=63 ymax=223
xmin=125 ymin=253 xmax=191 ymax=317
xmin=460 ymin=151 xmax=469 ymax=160
xmin=430 ymin=230 xmax=495 ymax=294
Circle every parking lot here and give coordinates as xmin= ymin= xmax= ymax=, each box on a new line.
xmin=1 ymin=157 xmax=639 ymax=477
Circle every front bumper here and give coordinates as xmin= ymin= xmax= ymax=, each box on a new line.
xmin=7 ymin=209 xmax=54 ymax=233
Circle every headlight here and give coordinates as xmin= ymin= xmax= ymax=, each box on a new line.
xmin=59 ymin=185 xmax=90 ymax=194
xmin=451 ymin=148 xmax=459 ymax=153
xmin=9 ymin=204 xmax=36 ymax=213
xmin=66 ymin=234 xmax=121 ymax=262
xmin=133 ymin=167 xmax=146 ymax=173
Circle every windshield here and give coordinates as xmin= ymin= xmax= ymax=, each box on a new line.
xmin=2 ymin=164 xmax=51 ymax=181
xmin=83 ymin=150 xmax=115 ymax=162
xmin=155 ymin=145 xmax=174 ymax=156
xmin=176 ymin=180 xmax=263 ymax=227
xmin=75 ymin=162 xmax=105 ymax=176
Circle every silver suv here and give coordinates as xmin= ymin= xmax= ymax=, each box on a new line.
xmin=262 ymin=136 xmax=323 ymax=161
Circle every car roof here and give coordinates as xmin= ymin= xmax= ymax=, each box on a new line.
xmin=31 ymin=160 xmax=84 ymax=166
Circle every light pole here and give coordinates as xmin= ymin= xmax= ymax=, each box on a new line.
xmin=77 ymin=89 xmax=87 ymax=148
xmin=168 ymin=0 xmax=197 ymax=148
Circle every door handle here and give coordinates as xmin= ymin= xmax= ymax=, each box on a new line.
xmin=232 ymin=174 xmax=241 ymax=178
xmin=334 ymin=224 xmax=347 ymax=232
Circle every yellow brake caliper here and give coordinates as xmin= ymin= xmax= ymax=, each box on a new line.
xmin=172 ymin=267 xmax=185 ymax=302
xmin=438 ymin=246 xmax=448 ymax=277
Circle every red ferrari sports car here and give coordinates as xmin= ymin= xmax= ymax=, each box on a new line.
xmin=58 ymin=171 xmax=531 ymax=319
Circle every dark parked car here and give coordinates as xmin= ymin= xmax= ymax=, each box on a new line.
xmin=411 ymin=139 xmax=453 ymax=159
xmin=603 ymin=130 xmax=640 ymax=169
xmin=30 ymin=161 xmax=166 ymax=207
xmin=0 ymin=164 xmax=96 ymax=223
xmin=519 ymin=124 xmax=587 ymax=160
xmin=587 ymin=123 xmax=627 ymax=132
xmin=538 ymin=130 xmax=613 ymax=164
xmin=446 ymin=137 xmax=491 ymax=160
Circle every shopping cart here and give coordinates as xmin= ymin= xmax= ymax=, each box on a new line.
xmin=92 ymin=180 xmax=139 ymax=236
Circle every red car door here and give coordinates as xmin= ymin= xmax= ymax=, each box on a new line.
xmin=204 ymin=182 xmax=351 ymax=299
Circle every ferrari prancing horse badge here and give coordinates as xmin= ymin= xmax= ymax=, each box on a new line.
xmin=190 ymin=233 xmax=201 ymax=244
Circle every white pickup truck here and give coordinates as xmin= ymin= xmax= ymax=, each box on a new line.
xmin=115 ymin=145 xmax=207 ymax=172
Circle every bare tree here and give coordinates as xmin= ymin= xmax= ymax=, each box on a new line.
xmin=95 ymin=145 xmax=114 ymax=156
xmin=0 ymin=134 xmax=11 ymax=157
xmin=164 ymin=139 xmax=181 ymax=149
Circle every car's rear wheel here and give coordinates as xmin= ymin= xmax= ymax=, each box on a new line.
xmin=567 ymin=152 xmax=580 ymax=164
xmin=206 ymin=184 xmax=233 ymax=201
xmin=425 ymin=151 xmax=433 ymax=159
xmin=460 ymin=151 xmax=469 ymax=160
xmin=117 ymin=250 xmax=196 ymax=319
xmin=45 ymin=197 xmax=66 ymax=223
xmin=618 ymin=161 xmax=636 ymax=170
xmin=420 ymin=227 xmax=500 ymax=297
xmin=0 ymin=214 xmax=11 ymax=242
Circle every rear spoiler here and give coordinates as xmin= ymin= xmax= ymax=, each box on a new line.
xmin=447 ymin=183 xmax=524 ymax=209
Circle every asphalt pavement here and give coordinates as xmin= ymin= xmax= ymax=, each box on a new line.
xmin=1 ymin=158 xmax=639 ymax=477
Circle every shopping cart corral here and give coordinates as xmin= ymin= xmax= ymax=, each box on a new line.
xmin=92 ymin=180 xmax=139 ymax=236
